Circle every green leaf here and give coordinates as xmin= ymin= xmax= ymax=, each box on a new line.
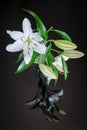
xmin=46 ymin=52 xmax=55 ymax=66
xmin=22 ymin=8 xmax=48 ymax=40
xmin=48 ymin=114 xmax=60 ymax=122
xmin=25 ymin=97 xmax=41 ymax=109
xmin=51 ymin=29 xmax=72 ymax=41
xmin=53 ymin=40 xmax=77 ymax=50
xmin=63 ymin=50 xmax=85 ymax=59
xmin=34 ymin=54 xmax=45 ymax=64
xmin=51 ymin=64 xmax=58 ymax=85
xmin=45 ymin=44 xmax=52 ymax=56
xmin=61 ymin=57 xmax=68 ymax=80
xmin=54 ymin=104 xmax=66 ymax=115
xmin=15 ymin=51 xmax=39 ymax=74
xmin=16 ymin=52 xmax=23 ymax=63
xmin=40 ymin=54 xmax=45 ymax=64
xmin=45 ymin=44 xmax=55 ymax=66
xmin=43 ymin=109 xmax=60 ymax=122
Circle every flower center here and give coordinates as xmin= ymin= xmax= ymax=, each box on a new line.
xmin=27 ymin=37 xmax=31 ymax=45
xmin=25 ymin=36 xmax=31 ymax=45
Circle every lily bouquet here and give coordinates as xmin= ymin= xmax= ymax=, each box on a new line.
xmin=6 ymin=9 xmax=84 ymax=122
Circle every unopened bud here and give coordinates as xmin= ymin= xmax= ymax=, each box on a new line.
xmin=53 ymin=40 xmax=77 ymax=50
xmin=63 ymin=50 xmax=85 ymax=58
xmin=39 ymin=64 xmax=57 ymax=79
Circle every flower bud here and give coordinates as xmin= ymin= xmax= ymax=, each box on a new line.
xmin=39 ymin=64 xmax=57 ymax=79
xmin=53 ymin=40 xmax=77 ymax=50
xmin=63 ymin=50 xmax=85 ymax=58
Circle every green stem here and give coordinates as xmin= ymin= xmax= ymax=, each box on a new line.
xmin=51 ymin=48 xmax=62 ymax=54
xmin=47 ymin=27 xmax=53 ymax=33
xmin=47 ymin=39 xmax=54 ymax=42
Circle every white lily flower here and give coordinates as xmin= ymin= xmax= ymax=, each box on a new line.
xmin=53 ymin=54 xmax=69 ymax=72
xmin=6 ymin=18 xmax=46 ymax=64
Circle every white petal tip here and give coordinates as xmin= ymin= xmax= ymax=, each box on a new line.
xmin=24 ymin=57 xmax=31 ymax=65
xmin=24 ymin=60 xmax=29 ymax=64
xmin=61 ymin=55 xmax=69 ymax=61
xmin=6 ymin=30 xmax=11 ymax=34
xmin=24 ymin=17 xmax=28 ymax=20
xmin=6 ymin=45 xmax=11 ymax=52
xmin=23 ymin=17 xmax=30 ymax=23
xmin=6 ymin=47 xmax=8 ymax=51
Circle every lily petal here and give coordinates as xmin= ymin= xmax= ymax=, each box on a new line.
xmin=6 ymin=30 xmax=24 ymax=40
xmin=61 ymin=54 xmax=69 ymax=61
xmin=6 ymin=39 xmax=24 ymax=52
xmin=31 ymin=32 xmax=43 ymax=42
xmin=23 ymin=45 xmax=33 ymax=64
xmin=53 ymin=62 xmax=63 ymax=72
xmin=55 ymin=56 xmax=62 ymax=66
xmin=22 ymin=18 xmax=33 ymax=38
xmin=55 ymin=55 xmax=69 ymax=62
xmin=33 ymin=42 xmax=46 ymax=54
xmin=53 ymin=55 xmax=69 ymax=72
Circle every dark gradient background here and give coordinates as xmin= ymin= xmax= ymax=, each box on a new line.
xmin=0 ymin=0 xmax=87 ymax=130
